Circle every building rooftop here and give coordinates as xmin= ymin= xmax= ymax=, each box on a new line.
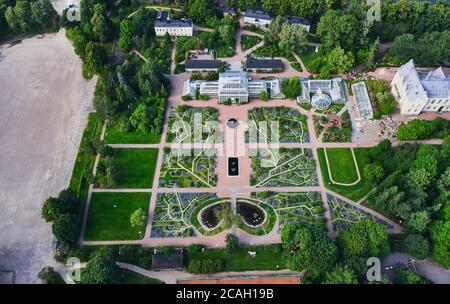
xmin=284 ymin=15 xmax=310 ymax=26
xmin=154 ymin=19 xmax=193 ymax=28
xmin=245 ymin=8 xmax=273 ymax=20
xmin=156 ymin=10 xmax=168 ymax=21
xmin=352 ymin=82 xmax=374 ymax=119
xmin=246 ymin=57 xmax=283 ymax=70
xmin=397 ymin=60 xmax=449 ymax=102
xmin=185 ymin=59 xmax=222 ymax=69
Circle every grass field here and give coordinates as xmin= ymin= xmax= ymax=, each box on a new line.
xmin=84 ymin=192 xmax=150 ymax=241
xmin=186 ymin=245 xmax=285 ymax=271
xmin=121 ymin=269 xmax=164 ymax=284
xmin=324 ymin=148 xmax=359 ymax=184
xmin=97 ymin=148 xmax=159 ymax=189
xmin=318 ymin=148 xmax=372 ymax=202
xmin=104 ymin=123 xmax=161 ymax=144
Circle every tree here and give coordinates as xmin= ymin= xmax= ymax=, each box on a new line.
xmin=430 ymin=220 xmax=450 ymax=267
xmin=393 ymin=266 xmax=431 ymax=284
xmin=129 ymin=103 xmax=150 ymax=133
xmin=187 ymin=0 xmax=216 ymax=24
xmin=265 ymin=15 xmax=286 ymax=45
xmin=225 ymin=234 xmax=239 ymax=252
xmin=118 ymin=19 xmax=133 ymax=52
xmin=406 ymin=211 xmax=430 ymax=233
xmin=90 ymin=3 xmax=112 ymax=42
xmin=38 ymin=267 xmax=64 ymax=284
xmin=316 ymin=9 xmax=366 ymax=52
xmin=83 ymin=42 xmax=107 ymax=79
xmin=81 ymin=253 xmax=122 ymax=284
xmin=282 ymin=77 xmax=301 ymax=99
xmin=52 ymin=214 xmax=79 ymax=246
xmin=281 ymin=222 xmax=337 ymax=275
xmin=323 ymin=264 xmax=358 ymax=284
xmin=338 ymin=219 xmax=390 ymax=262
xmin=404 ymin=234 xmax=429 ymax=260
xmin=41 ymin=189 xmax=80 ymax=222
xmin=291 ymin=0 xmax=327 ymax=19
xmin=258 ymin=91 xmax=270 ymax=101
xmin=214 ymin=204 xmax=237 ymax=228
xmin=396 ymin=119 xmax=437 ymax=140
xmin=363 ymin=164 xmax=384 ymax=184
xmin=325 ymin=46 xmax=354 ymax=75
xmin=278 ymin=23 xmax=308 ymax=53
xmin=130 ymin=208 xmax=147 ymax=229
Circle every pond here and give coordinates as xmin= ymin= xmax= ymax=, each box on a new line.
xmin=228 ymin=157 xmax=239 ymax=176
xmin=237 ymin=202 xmax=266 ymax=227
xmin=200 ymin=202 xmax=229 ymax=229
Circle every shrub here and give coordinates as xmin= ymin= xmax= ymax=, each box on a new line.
xmin=38 ymin=267 xmax=65 ymax=284
xmin=187 ymin=258 xmax=224 ymax=274
xmin=225 ymin=234 xmax=239 ymax=252
xmin=403 ymin=234 xmax=430 ymax=260
xmin=186 ymin=244 xmax=204 ymax=255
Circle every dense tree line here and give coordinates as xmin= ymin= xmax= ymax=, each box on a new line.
xmin=384 ymin=30 xmax=450 ymax=66
xmin=396 ymin=118 xmax=450 ymax=140
xmin=365 ymin=139 xmax=450 ymax=267
xmin=282 ymin=219 xmax=391 ymax=284
xmin=0 ymin=0 xmax=59 ymax=39
xmin=41 ymin=189 xmax=82 ymax=247
xmin=370 ymin=0 xmax=450 ymax=42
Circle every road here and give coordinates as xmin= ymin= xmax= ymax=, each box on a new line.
xmin=382 ymin=252 xmax=450 ymax=284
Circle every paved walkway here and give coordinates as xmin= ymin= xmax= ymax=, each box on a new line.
xmin=382 ymin=252 xmax=450 ymax=284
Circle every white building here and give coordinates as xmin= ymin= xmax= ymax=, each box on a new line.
xmin=299 ymin=79 xmax=346 ymax=104
xmin=391 ymin=60 xmax=450 ymax=116
xmin=244 ymin=9 xmax=272 ymax=26
xmin=154 ymin=19 xmax=193 ymax=37
xmin=182 ymin=71 xmax=284 ymax=103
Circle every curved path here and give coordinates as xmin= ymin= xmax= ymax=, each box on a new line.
xmin=323 ymin=147 xmax=362 ymax=186
xmin=382 ymin=252 xmax=450 ymax=284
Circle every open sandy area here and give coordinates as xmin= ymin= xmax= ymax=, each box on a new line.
xmin=0 ymin=29 xmax=96 ymax=283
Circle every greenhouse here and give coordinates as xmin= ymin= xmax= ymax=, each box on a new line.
xmin=311 ymin=88 xmax=332 ymax=110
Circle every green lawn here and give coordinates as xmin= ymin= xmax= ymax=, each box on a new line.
xmin=318 ymin=148 xmax=373 ymax=202
xmin=84 ymin=192 xmax=150 ymax=241
xmin=104 ymin=123 xmax=161 ymax=144
xmin=97 ymin=148 xmax=159 ymax=189
xmin=324 ymin=148 xmax=359 ymax=184
xmin=186 ymin=245 xmax=285 ymax=271
xmin=121 ymin=269 xmax=164 ymax=284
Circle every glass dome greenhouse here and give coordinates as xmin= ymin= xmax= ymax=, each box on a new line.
xmin=311 ymin=88 xmax=332 ymax=110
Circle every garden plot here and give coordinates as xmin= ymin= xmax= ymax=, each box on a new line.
xmin=247 ymin=107 xmax=309 ymax=143
xmin=327 ymin=194 xmax=394 ymax=233
xmin=166 ymin=105 xmax=222 ymax=144
xmin=250 ymin=148 xmax=317 ymax=187
xmin=151 ymin=192 xmax=219 ymax=238
xmin=159 ymin=148 xmax=218 ymax=188
xmin=251 ymin=192 xmax=326 ymax=233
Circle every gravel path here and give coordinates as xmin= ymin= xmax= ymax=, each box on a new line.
xmin=0 ymin=30 xmax=96 ymax=283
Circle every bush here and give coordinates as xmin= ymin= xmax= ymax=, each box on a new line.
xmin=186 ymin=244 xmax=204 ymax=255
xmin=403 ymin=234 xmax=429 ymax=260
xmin=38 ymin=267 xmax=65 ymax=284
xmin=187 ymin=258 xmax=224 ymax=274
xmin=181 ymin=95 xmax=192 ymax=101
xmin=52 ymin=214 xmax=79 ymax=246
xmin=81 ymin=253 xmax=122 ymax=284
xmin=225 ymin=234 xmax=239 ymax=252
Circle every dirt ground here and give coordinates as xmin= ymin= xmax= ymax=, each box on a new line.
xmin=0 ymin=30 xmax=96 ymax=283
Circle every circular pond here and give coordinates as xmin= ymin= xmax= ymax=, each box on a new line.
xmin=226 ymin=118 xmax=239 ymax=129
xmin=237 ymin=202 xmax=266 ymax=227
